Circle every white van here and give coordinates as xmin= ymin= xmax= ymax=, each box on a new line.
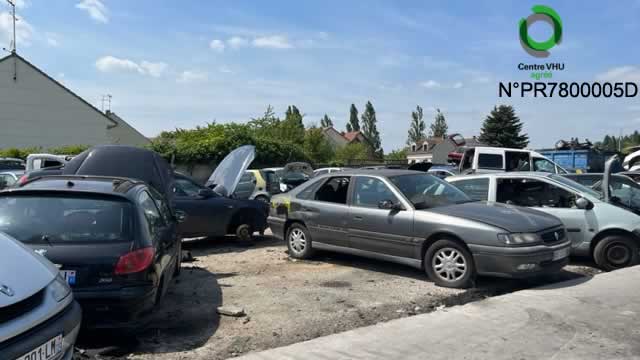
xmin=26 ymin=154 xmax=72 ymax=171
xmin=459 ymin=147 xmax=567 ymax=174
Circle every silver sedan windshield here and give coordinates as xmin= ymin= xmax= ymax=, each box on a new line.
xmin=389 ymin=174 xmax=471 ymax=209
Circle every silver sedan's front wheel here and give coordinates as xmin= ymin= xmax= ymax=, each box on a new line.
xmin=425 ymin=239 xmax=475 ymax=288
xmin=432 ymin=247 xmax=467 ymax=282
xmin=286 ymin=223 xmax=314 ymax=259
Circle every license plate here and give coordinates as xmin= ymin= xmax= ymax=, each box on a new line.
xmin=60 ymin=270 xmax=76 ymax=285
xmin=16 ymin=334 xmax=62 ymax=360
xmin=552 ymin=247 xmax=570 ymax=261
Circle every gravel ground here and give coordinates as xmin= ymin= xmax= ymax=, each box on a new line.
xmin=74 ymin=233 xmax=602 ymax=360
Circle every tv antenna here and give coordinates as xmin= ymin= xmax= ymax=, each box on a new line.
xmin=101 ymin=94 xmax=112 ymax=112
xmin=3 ymin=0 xmax=17 ymax=54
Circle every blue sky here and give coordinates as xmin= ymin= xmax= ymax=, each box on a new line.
xmin=2 ymin=0 xmax=640 ymax=151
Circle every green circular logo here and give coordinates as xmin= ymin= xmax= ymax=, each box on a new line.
xmin=519 ymin=5 xmax=562 ymax=57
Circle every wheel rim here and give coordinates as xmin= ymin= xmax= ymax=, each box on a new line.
xmin=289 ymin=229 xmax=306 ymax=253
xmin=606 ymin=243 xmax=631 ymax=266
xmin=432 ymin=247 xmax=467 ymax=282
xmin=238 ymin=225 xmax=250 ymax=239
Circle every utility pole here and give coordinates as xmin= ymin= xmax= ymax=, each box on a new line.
xmin=6 ymin=0 xmax=16 ymax=53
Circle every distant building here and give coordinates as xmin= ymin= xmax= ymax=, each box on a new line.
xmin=407 ymin=135 xmax=485 ymax=164
xmin=0 ymin=53 xmax=150 ymax=149
xmin=321 ymin=127 xmax=372 ymax=150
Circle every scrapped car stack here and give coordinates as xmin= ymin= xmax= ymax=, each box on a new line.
xmin=2 ymin=144 xmax=640 ymax=355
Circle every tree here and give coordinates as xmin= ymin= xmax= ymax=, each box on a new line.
xmin=282 ymin=105 xmax=305 ymax=144
xmin=334 ymin=143 xmax=369 ymax=165
xmin=407 ymin=105 xmax=426 ymax=145
xmin=361 ymin=101 xmax=382 ymax=156
xmin=320 ymin=114 xmax=333 ymax=128
xmin=385 ymin=149 xmax=407 ymax=161
xmin=429 ymin=109 xmax=448 ymax=138
xmin=348 ymin=104 xmax=360 ymax=132
xmin=479 ymin=105 xmax=529 ymax=149
xmin=303 ymin=126 xmax=334 ymax=164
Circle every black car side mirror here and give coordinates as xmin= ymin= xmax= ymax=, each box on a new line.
xmin=378 ymin=200 xmax=403 ymax=211
xmin=575 ymin=197 xmax=594 ymax=210
xmin=198 ymin=188 xmax=215 ymax=198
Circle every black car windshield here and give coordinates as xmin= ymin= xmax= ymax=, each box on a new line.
xmin=0 ymin=194 xmax=132 ymax=244
xmin=0 ymin=160 xmax=25 ymax=170
xmin=389 ymin=174 xmax=472 ymax=209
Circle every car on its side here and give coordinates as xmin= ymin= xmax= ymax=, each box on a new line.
xmin=0 ymin=170 xmax=24 ymax=189
xmin=447 ymin=163 xmax=640 ymax=271
xmin=173 ymin=172 xmax=268 ymax=240
xmin=269 ymin=170 xmax=570 ymax=288
xmin=0 ymin=175 xmax=183 ymax=329
xmin=313 ymin=167 xmax=344 ymax=177
xmin=0 ymin=232 xmax=81 ymax=360
xmin=427 ymin=165 xmax=458 ymax=179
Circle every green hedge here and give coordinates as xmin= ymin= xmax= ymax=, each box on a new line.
xmin=0 ymin=145 xmax=90 ymax=159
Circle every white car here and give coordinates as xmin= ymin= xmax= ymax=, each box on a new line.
xmin=0 ymin=232 xmax=81 ymax=359
xmin=459 ymin=147 xmax=567 ymax=175
xmin=447 ymin=157 xmax=640 ymax=271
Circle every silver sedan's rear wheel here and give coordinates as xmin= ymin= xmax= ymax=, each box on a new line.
xmin=425 ymin=239 xmax=475 ymax=288
xmin=287 ymin=223 xmax=314 ymax=259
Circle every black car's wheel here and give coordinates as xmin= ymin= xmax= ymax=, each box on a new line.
xmin=425 ymin=239 xmax=476 ymax=289
xmin=286 ymin=223 xmax=314 ymax=259
xmin=594 ymin=235 xmax=639 ymax=271
xmin=254 ymin=195 xmax=269 ymax=203
xmin=235 ymin=224 xmax=253 ymax=242
xmin=174 ymin=240 xmax=182 ymax=277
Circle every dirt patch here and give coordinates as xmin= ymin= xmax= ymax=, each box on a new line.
xmin=75 ymin=234 xmax=601 ymax=360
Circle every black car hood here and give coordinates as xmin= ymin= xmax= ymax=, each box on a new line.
xmin=426 ymin=202 xmax=562 ymax=233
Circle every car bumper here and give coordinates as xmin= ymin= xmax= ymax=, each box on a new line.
xmin=74 ymin=285 xmax=157 ymax=329
xmin=1 ymin=301 xmax=82 ymax=360
xmin=470 ymin=240 xmax=571 ymax=278
xmin=268 ymin=216 xmax=286 ymax=240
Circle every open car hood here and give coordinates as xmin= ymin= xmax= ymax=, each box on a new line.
xmin=603 ymin=155 xmax=621 ymax=202
xmin=206 ymin=145 xmax=256 ymax=197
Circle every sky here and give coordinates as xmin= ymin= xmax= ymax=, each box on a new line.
xmin=1 ymin=0 xmax=640 ymax=151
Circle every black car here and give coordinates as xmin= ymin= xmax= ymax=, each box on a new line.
xmin=0 ymin=175 xmax=182 ymax=329
xmin=173 ymin=172 xmax=268 ymax=240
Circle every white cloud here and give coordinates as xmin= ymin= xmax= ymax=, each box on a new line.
xmin=596 ymin=66 xmax=640 ymax=82
xmin=209 ymin=39 xmax=225 ymax=52
xmin=228 ymin=36 xmax=248 ymax=49
xmin=95 ymin=56 xmax=167 ymax=77
xmin=12 ymin=0 xmax=29 ymax=9
xmin=0 ymin=11 xmax=33 ymax=47
xmin=420 ymin=80 xmax=441 ymax=89
xmin=45 ymin=32 xmax=60 ymax=47
xmin=76 ymin=0 xmax=109 ymax=24
xmin=452 ymin=82 xmax=463 ymax=89
xmin=252 ymin=35 xmax=293 ymax=49
xmin=177 ymin=70 xmax=209 ymax=83
xmin=218 ymin=66 xmax=233 ymax=74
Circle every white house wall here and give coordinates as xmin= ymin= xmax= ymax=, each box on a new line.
xmin=0 ymin=56 xmax=112 ymax=149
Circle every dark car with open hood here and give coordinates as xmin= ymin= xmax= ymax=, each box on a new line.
xmin=269 ymin=170 xmax=571 ymax=288
xmin=0 ymin=175 xmax=182 ymax=329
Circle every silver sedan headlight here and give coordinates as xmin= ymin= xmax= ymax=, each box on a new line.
xmin=49 ymin=275 xmax=72 ymax=302
xmin=498 ymin=233 xmax=542 ymax=246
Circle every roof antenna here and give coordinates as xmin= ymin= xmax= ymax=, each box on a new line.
xmin=101 ymin=94 xmax=112 ymax=112
xmin=3 ymin=1 xmax=18 ymax=82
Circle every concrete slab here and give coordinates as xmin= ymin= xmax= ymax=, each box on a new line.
xmin=239 ymin=267 xmax=640 ymax=360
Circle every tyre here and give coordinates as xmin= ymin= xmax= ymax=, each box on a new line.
xmin=235 ymin=224 xmax=253 ymax=242
xmin=286 ymin=223 xmax=314 ymax=259
xmin=424 ymin=239 xmax=476 ymax=289
xmin=593 ymin=235 xmax=639 ymax=271
xmin=174 ymin=240 xmax=182 ymax=277
xmin=254 ymin=195 xmax=270 ymax=203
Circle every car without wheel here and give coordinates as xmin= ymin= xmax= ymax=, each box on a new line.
xmin=447 ymin=156 xmax=640 ymax=271
xmin=269 ymin=169 xmax=571 ymax=288
xmin=0 ymin=175 xmax=182 ymax=329
xmin=0 ymin=231 xmax=81 ymax=360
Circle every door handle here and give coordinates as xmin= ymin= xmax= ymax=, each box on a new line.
xmin=353 ymin=216 xmax=363 ymax=221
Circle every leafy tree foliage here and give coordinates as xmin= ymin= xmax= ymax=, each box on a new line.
xmin=361 ymin=101 xmax=382 ymax=156
xmin=320 ymin=114 xmax=333 ymax=128
xmin=407 ymin=105 xmax=426 ymax=145
xmin=429 ymin=109 xmax=448 ymax=138
xmin=334 ymin=143 xmax=370 ymax=165
xmin=303 ymin=126 xmax=334 ymax=164
xmin=479 ymin=105 xmax=529 ymax=149
xmin=384 ymin=148 xmax=407 ymax=161
xmin=0 ymin=145 xmax=89 ymax=159
xmin=347 ymin=103 xmax=360 ymax=132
